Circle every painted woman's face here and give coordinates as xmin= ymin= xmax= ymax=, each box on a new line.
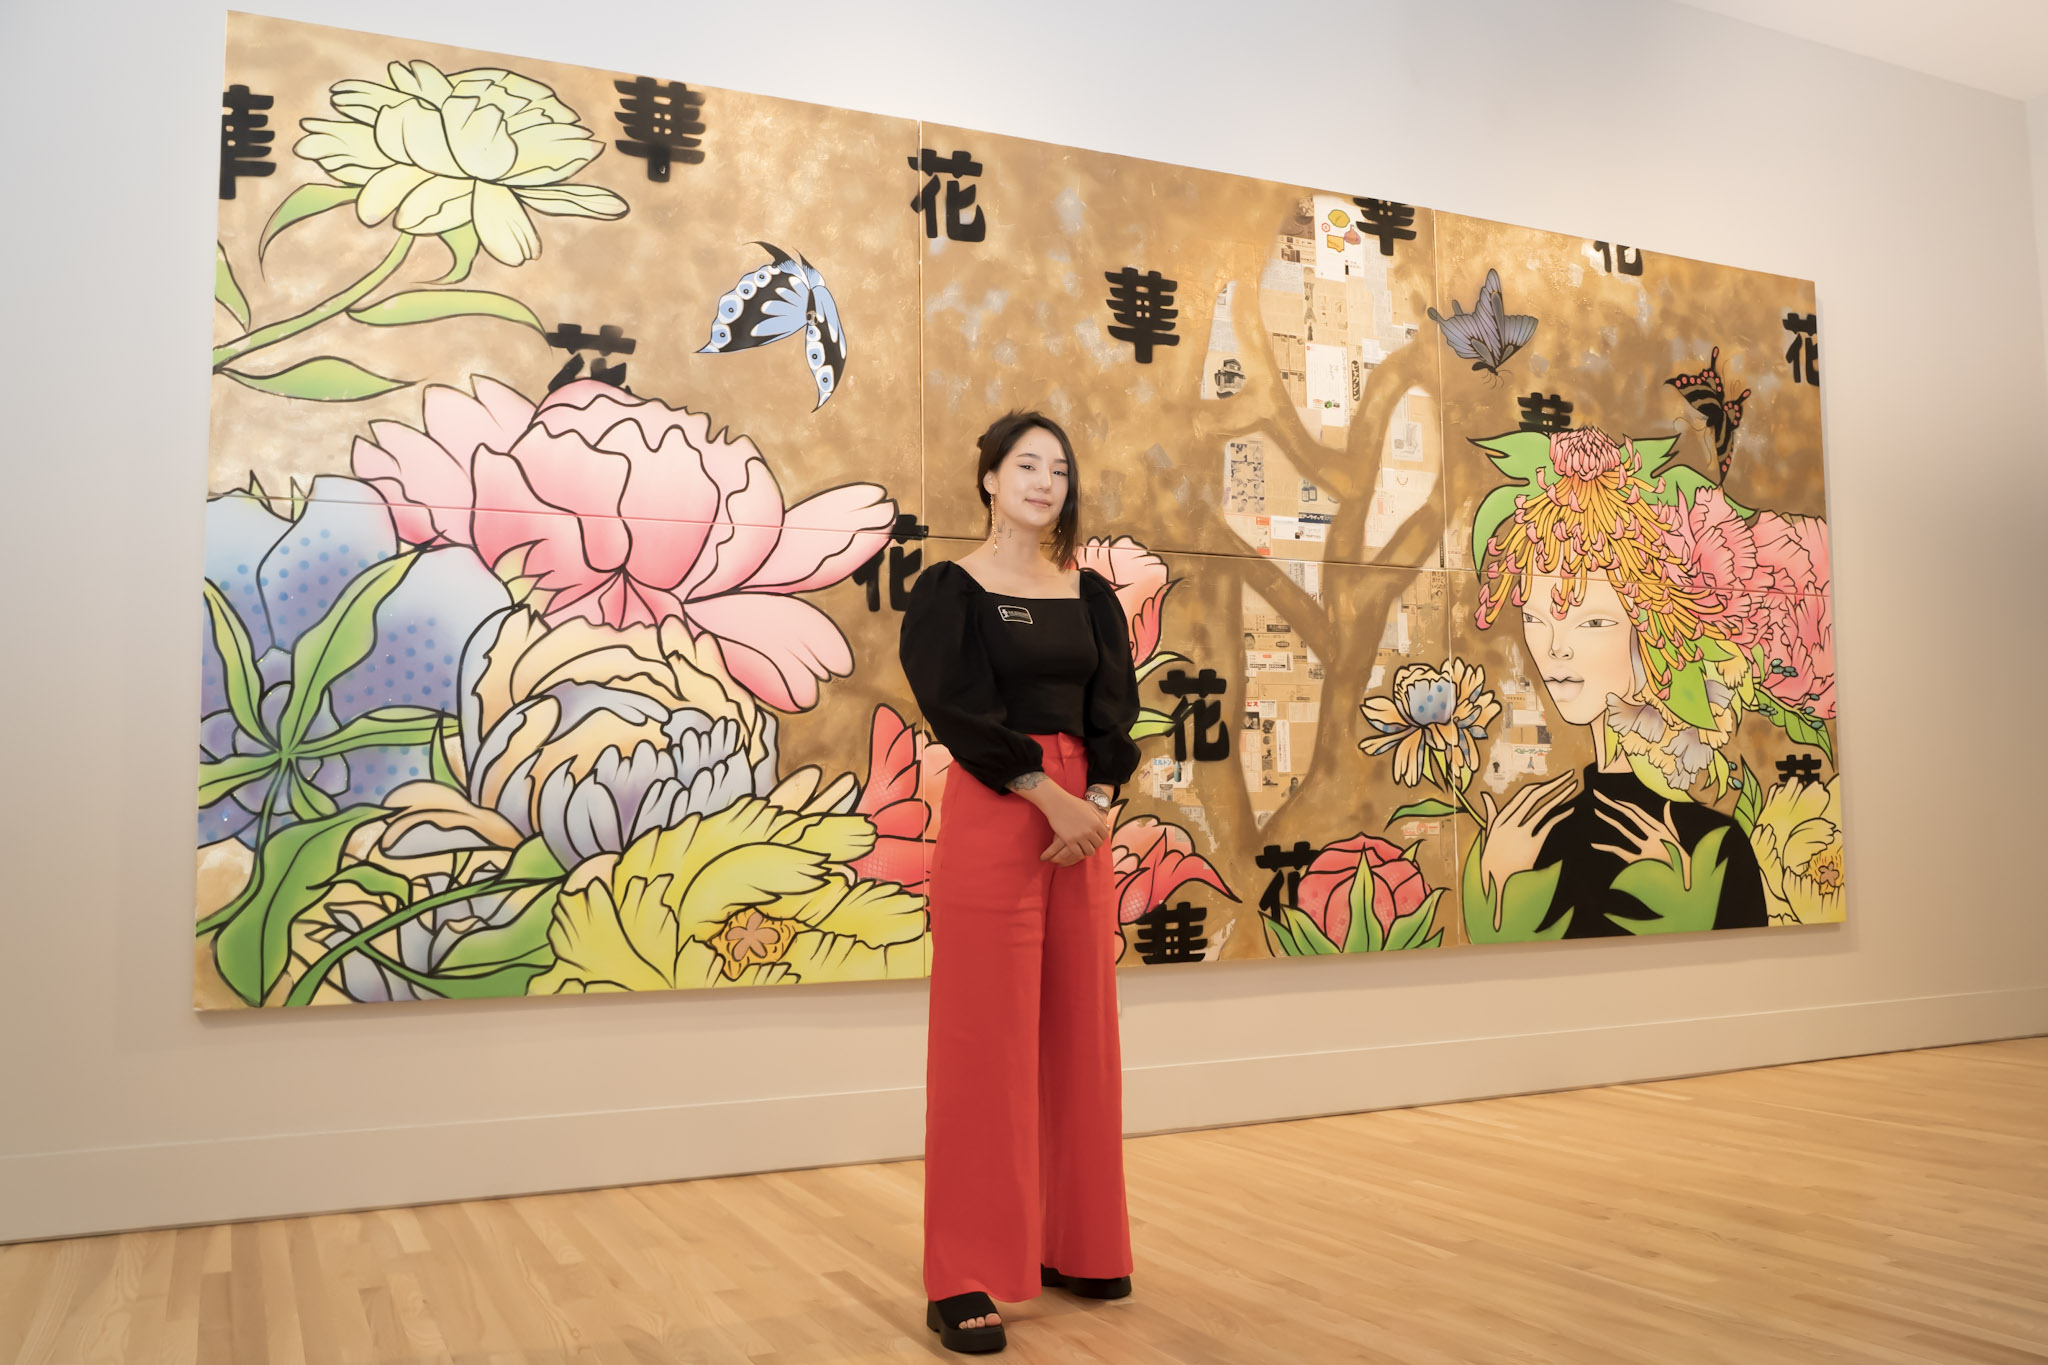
xmin=1521 ymin=574 xmax=1638 ymax=727
xmin=984 ymin=426 xmax=1070 ymax=534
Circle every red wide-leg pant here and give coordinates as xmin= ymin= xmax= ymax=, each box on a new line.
xmin=922 ymin=731 xmax=1133 ymax=1303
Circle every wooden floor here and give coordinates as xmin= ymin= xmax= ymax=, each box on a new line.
xmin=5 ymin=1038 xmax=2044 ymax=1364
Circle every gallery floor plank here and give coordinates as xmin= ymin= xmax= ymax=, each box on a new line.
xmin=5 ymin=1037 xmax=2044 ymax=1363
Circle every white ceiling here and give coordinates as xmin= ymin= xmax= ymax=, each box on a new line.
xmin=1674 ymin=0 xmax=2048 ymax=101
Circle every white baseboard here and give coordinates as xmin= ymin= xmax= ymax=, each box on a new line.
xmin=6 ymin=986 xmax=2042 ymax=1244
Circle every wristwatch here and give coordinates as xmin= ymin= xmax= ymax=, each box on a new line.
xmin=1085 ymin=790 xmax=1111 ymax=812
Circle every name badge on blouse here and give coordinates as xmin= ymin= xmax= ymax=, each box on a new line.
xmin=997 ymin=605 xmax=1034 ymax=625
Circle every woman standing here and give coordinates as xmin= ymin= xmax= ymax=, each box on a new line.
xmin=899 ymin=411 xmax=1143 ymax=1354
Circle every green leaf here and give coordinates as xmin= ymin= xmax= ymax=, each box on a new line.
xmin=420 ymin=958 xmax=552 ymax=999
xmin=1263 ymin=916 xmax=1301 ymax=957
xmin=348 ymin=289 xmax=544 ymax=332
xmin=324 ymin=865 xmax=411 ymax=901
xmin=1705 ymin=749 xmax=1731 ymax=801
xmin=276 ymin=552 xmax=418 ymax=750
xmin=199 ymin=751 xmax=280 ymax=807
xmin=435 ymin=885 xmax=560 ymax=975
xmin=1343 ymin=850 xmax=1379 ymax=953
xmin=1133 ymin=651 xmax=1186 ymax=685
xmin=288 ymin=770 xmax=340 ymax=821
xmin=1632 ymin=435 xmax=1683 ymax=481
xmin=214 ymin=243 xmax=250 ymax=329
xmin=1387 ymin=797 xmax=1458 ymax=824
xmin=1753 ymin=690 xmax=1834 ymax=765
xmin=1282 ymin=906 xmax=1341 ymax=955
xmin=223 ymin=355 xmax=412 ymax=402
xmin=1664 ymin=660 xmax=1717 ymax=730
xmin=505 ymin=836 xmax=568 ymax=883
xmin=201 ymin=581 xmax=269 ymax=744
xmin=1129 ymin=708 xmax=1178 ymax=741
xmin=212 ymin=808 xmax=384 ymax=1006
xmin=258 ymin=183 xmax=362 ymax=261
xmin=295 ymin=706 xmax=447 ymax=759
xmin=428 ymin=717 xmax=460 ymax=787
xmin=1732 ymin=761 xmax=1762 ymax=836
xmin=1386 ymin=887 xmax=1446 ymax=951
xmin=437 ymin=223 xmax=481 ymax=284
xmin=1611 ymin=827 xmax=1730 ymax=935
xmin=1462 ymin=834 xmax=1572 ymax=943
xmin=284 ymin=875 xmax=551 ymax=1006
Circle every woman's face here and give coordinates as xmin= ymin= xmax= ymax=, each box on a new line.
xmin=1521 ymin=574 xmax=1638 ymax=726
xmin=984 ymin=426 xmax=1069 ymax=535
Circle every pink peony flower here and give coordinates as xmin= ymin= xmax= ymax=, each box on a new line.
xmin=1659 ymin=496 xmax=1835 ymax=718
xmin=1750 ymin=514 xmax=1834 ymax=719
xmin=1664 ymin=488 xmax=1766 ymax=642
xmin=1294 ymin=833 xmax=1427 ymax=946
xmin=1075 ymin=534 xmax=1174 ymax=664
xmin=1752 ymin=512 xmax=1828 ymax=597
xmin=1108 ymin=811 xmax=1235 ymax=925
xmin=352 ymin=377 xmax=896 ymax=710
xmin=1549 ymin=428 xmax=1624 ymax=480
xmin=850 ymin=706 xmax=949 ymax=892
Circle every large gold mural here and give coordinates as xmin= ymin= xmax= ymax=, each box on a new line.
xmin=197 ymin=13 xmax=1837 ymax=1006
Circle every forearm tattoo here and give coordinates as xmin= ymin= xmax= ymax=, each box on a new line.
xmin=1007 ymin=771 xmax=1047 ymax=792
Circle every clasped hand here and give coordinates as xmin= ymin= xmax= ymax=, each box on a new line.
xmin=1040 ymin=790 xmax=1111 ymax=866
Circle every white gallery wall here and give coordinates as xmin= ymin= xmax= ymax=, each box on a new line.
xmin=3 ymin=0 xmax=2045 ymax=1243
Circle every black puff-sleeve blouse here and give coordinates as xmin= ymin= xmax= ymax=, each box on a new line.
xmin=899 ymin=560 xmax=1143 ymax=795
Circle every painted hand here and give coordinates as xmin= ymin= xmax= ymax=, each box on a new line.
xmin=1590 ymin=792 xmax=1692 ymax=890
xmin=1478 ymin=771 xmax=1580 ymax=931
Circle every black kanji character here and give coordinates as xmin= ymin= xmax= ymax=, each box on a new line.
xmin=220 ymin=85 xmax=276 ymax=199
xmin=1158 ymin=667 xmax=1228 ymax=762
xmin=546 ymin=322 xmax=638 ymax=356
xmin=612 ymin=77 xmax=706 ymax=182
xmin=1775 ymin=754 xmax=1823 ymax=785
xmin=1255 ymin=841 xmax=1317 ymax=923
xmin=545 ymin=322 xmax=639 ymax=392
xmin=1782 ymin=312 xmax=1820 ymax=387
xmin=1350 ymin=198 xmax=1417 ymax=257
xmin=1517 ymin=391 xmax=1574 ymax=433
xmin=908 ymin=148 xmax=985 ymax=241
xmin=1104 ymin=267 xmax=1181 ymax=364
xmin=1593 ymin=241 xmax=1644 ymax=276
xmin=851 ymin=514 xmax=928 ymax=612
xmin=1134 ymin=901 xmax=1210 ymax=964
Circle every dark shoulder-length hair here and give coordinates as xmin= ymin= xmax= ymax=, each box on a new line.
xmin=974 ymin=409 xmax=1082 ymax=569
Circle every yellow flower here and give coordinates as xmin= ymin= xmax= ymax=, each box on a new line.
xmin=531 ymin=797 xmax=931 ymax=991
xmin=1750 ymin=776 xmax=1845 ymax=924
xmin=1359 ymin=658 xmax=1501 ymax=788
xmin=294 ymin=60 xmax=626 ymax=265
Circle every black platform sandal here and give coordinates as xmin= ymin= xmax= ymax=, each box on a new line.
xmin=927 ymin=1291 xmax=1006 ymax=1354
xmin=1040 ymin=1264 xmax=1132 ymax=1299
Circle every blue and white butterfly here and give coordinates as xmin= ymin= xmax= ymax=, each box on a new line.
xmin=699 ymin=241 xmax=847 ymax=410
xmin=1427 ymin=268 xmax=1537 ymax=378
